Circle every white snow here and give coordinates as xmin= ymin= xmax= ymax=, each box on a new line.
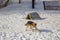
xmin=0 ymin=0 xmax=60 ymax=40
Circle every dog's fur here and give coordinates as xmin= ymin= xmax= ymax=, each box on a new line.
xmin=25 ymin=21 xmax=37 ymax=31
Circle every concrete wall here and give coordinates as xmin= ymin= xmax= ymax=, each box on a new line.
xmin=44 ymin=1 xmax=60 ymax=6
xmin=41 ymin=0 xmax=60 ymax=1
xmin=11 ymin=0 xmax=19 ymax=2
xmin=44 ymin=1 xmax=60 ymax=10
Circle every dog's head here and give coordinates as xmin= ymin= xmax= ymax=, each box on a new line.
xmin=32 ymin=22 xmax=37 ymax=27
xmin=25 ymin=21 xmax=37 ymax=26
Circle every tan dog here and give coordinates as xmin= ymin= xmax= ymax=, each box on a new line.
xmin=25 ymin=21 xmax=37 ymax=32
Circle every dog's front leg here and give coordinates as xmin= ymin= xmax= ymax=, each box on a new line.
xmin=30 ymin=25 xmax=34 ymax=32
xmin=26 ymin=26 xmax=28 ymax=31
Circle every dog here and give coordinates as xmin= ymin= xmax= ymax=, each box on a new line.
xmin=25 ymin=21 xmax=37 ymax=32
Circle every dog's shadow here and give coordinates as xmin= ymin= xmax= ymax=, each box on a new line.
xmin=33 ymin=18 xmax=46 ymax=20
xmin=39 ymin=18 xmax=46 ymax=20
xmin=37 ymin=29 xmax=53 ymax=33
